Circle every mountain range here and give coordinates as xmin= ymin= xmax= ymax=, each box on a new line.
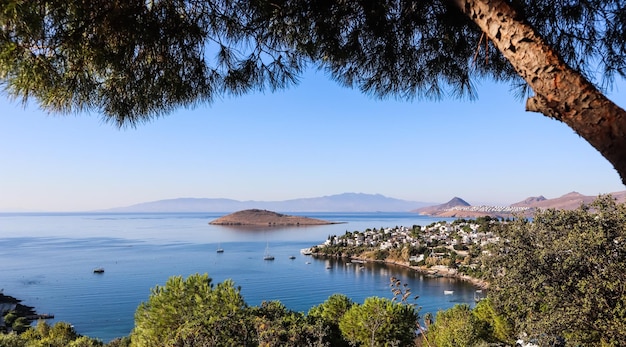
xmin=414 ymin=191 xmax=626 ymax=218
xmin=102 ymin=191 xmax=626 ymax=214
xmin=102 ymin=193 xmax=432 ymax=213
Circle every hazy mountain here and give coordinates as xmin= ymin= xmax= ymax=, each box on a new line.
xmin=102 ymin=193 xmax=432 ymax=213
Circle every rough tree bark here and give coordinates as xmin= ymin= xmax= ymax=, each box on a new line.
xmin=451 ymin=0 xmax=626 ymax=185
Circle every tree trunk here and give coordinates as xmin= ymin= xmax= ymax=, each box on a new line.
xmin=451 ymin=0 xmax=626 ymax=186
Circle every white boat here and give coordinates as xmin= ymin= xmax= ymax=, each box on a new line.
xmin=474 ymin=289 xmax=485 ymax=302
xmin=444 ymin=290 xmax=454 ymax=295
xmin=263 ymin=242 xmax=274 ymax=260
xmin=93 ymin=267 xmax=105 ymax=273
xmin=216 ymin=243 xmax=224 ymax=253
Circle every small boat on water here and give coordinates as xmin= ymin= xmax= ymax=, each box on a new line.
xmin=263 ymin=242 xmax=274 ymax=260
xmin=216 ymin=242 xmax=224 ymax=253
xmin=289 ymin=255 xmax=296 ymax=259
xmin=93 ymin=267 xmax=104 ymax=273
xmin=443 ymin=290 xmax=454 ymax=295
xmin=474 ymin=289 xmax=485 ymax=302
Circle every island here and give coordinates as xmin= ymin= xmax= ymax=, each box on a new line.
xmin=209 ymin=209 xmax=343 ymax=226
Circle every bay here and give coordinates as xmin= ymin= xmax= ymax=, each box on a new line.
xmin=0 ymin=212 xmax=478 ymax=342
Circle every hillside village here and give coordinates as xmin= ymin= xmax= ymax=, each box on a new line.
xmin=306 ymin=217 xmax=501 ymax=286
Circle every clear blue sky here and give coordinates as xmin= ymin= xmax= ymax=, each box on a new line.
xmin=1 ymin=69 xmax=625 ymax=212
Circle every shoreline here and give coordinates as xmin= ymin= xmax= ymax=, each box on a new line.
xmin=311 ymin=253 xmax=489 ymax=289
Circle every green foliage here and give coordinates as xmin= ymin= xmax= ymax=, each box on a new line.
xmin=131 ymin=273 xmax=251 ymax=347
xmin=426 ymin=304 xmax=486 ymax=347
xmin=373 ymin=249 xmax=389 ymax=261
xmin=0 ymin=0 xmax=304 ymax=124
xmin=308 ymin=294 xmax=353 ymax=347
xmin=0 ymin=332 xmax=27 ymax=347
xmin=486 ymin=195 xmax=626 ymax=346
xmin=3 ymin=311 xmax=17 ymax=326
xmin=339 ymin=296 xmax=418 ymax=347
xmin=17 ymin=321 xmax=96 ymax=347
xmin=0 ymin=321 xmax=110 ymax=347
xmin=10 ymin=317 xmax=30 ymax=334
xmin=105 ymin=337 xmax=131 ymax=347
xmin=250 ymin=301 xmax=325 ymax=347
xmin=67 ymin=336 xmax=104 ymax=347
xmin=471 ymin=298 xmax=514 ymax=344
xmin=1 ymin=1 xmax=623 ymax=124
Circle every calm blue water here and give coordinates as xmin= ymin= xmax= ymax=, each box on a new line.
xmin=0 ymin=212 xmax=477 ymax=342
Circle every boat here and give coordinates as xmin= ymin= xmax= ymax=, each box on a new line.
xmin=289 ymin=255 xmax=296 ymax=259
xmin=93 ymin=267 xmax=104 ymax=273
xmin=474 ymin=289 xmax=485 ymax=302
xmin=443 ymin=290 xmax=454 ymax=295
xmin=216 ymin=242 xmax=224 ymax=253
xmin=263 ymin=242 xmax=274 ymax=260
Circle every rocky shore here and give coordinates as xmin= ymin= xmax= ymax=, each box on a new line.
xmin=310 ymin=252 xmax=489 ymax=289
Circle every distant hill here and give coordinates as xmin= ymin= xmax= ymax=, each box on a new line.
xmin=511 ymin=195 xmax=547 ymax=207
xmin=511 ymin=192 xmax=593 ymax=210
xmin=209 ymin=209 xmax=342 ymax=226
xmin=102 ymin=193 xmax=432 ymax=213
xmin=413 ymin=197 xmax=470 ymax=215
xmin=415 ymin=191 xmax=626 ymax=218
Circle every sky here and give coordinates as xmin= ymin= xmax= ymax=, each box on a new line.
xmin=1 ymin=69 xmax=625 ymax=212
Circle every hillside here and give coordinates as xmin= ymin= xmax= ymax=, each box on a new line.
xmin=209 ymin=209 xmax=341 ymax=226
xmin=413 ymin=197 xmax=470 ymax=216
xmin=415 ymin=191 xmax=626 ymax=218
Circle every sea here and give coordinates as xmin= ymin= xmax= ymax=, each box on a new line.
xmin=0 ymin=212 xmax=481 ymax=342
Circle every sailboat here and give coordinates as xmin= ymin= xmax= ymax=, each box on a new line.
xmin=216 ymin=242 xmax=224 ymax=253
xmin=263 ymin=242 xmax=275 ymax=260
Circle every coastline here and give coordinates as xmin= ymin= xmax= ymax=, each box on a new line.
xmin=310 ymin=253 xmax=489 ymax=289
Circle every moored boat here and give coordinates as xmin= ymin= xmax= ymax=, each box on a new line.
xmin=263 ymin=242 xmax=274 ymax=260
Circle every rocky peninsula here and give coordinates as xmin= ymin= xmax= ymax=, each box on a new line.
xmin=209 ymin=209 xmax=343 ymax=226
